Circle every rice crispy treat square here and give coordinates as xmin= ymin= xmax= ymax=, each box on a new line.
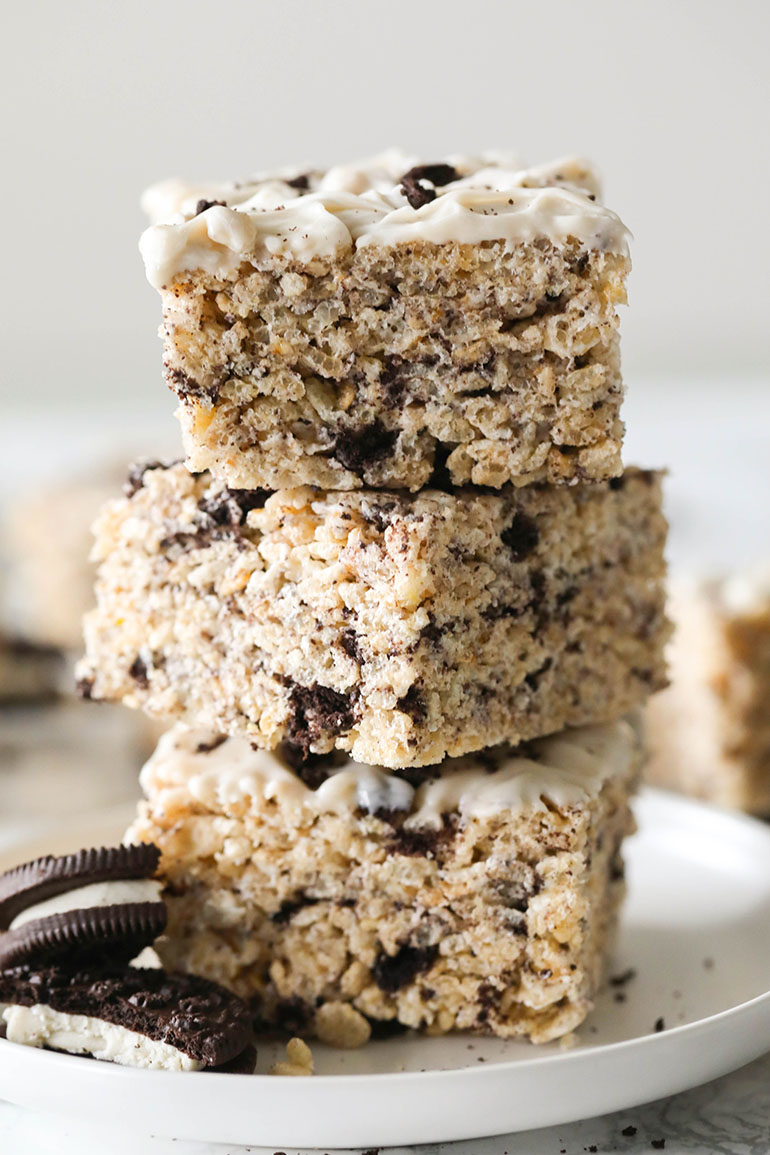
xmin=140 ymin=152 xmax=630 ymax=492
xmin=127 ymin=717 xmax=641 ymax=1044
xmin=78 ymin=462 xmax=668 ymax=768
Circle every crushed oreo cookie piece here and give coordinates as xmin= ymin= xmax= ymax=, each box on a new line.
xmin=489 ymin=863 xmax=542 ymax=913
xmin=501 ymin=512 xmax=540 ymax=560
xmin=366 ymin=1017 xmax=408 ymax=1040
xmin=397 ymin=684 xmax=427 ymax=725
xmin=75 ymin=676 xmax=95 ymax=700
xmin=277 ymin=743 xmax=344 ymax=789
xmin=284 ymin=681 xmax=357 ymax=755
xmin=334 ymin=422 xmax=398 ymax=474
xmin=339 ymin=629 xmax=362 ymax=663
xmin=400 ymin=163 xmax=459 ymax=208
xmin=270 ymin=894 xmax=319 ymax=925
xmin=197 ymin=486 xmax=269 ymax=528
xmin=128 ymin=656 xmax=149 ymax=688
xmin=166 ymin=364 xmax=225 ymax=404
xmin=387 ymin=822 xmax=455 ymax=858
xmin=523 ymin=657 xmax=553 ymax=692
xmin=124 ymin=459 xmax=171 ymax=499
xmin=160 ymin=483 xmax=268 ymax=557
xmin=372 ymin=944 xmax=439 ymax=992
xmin=609 ymin=968 xmax=637 ymax=987
xmin=195 ymin=735 xmax=227 ymax=755
xmin=194 ymin=198 xmax=227 ymax=216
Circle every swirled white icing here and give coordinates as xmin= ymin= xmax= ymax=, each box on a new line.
xmin=138 ymin=719 xmax=637 ymax=827
xmin=139 ymin=149 xmax=629 ymax=290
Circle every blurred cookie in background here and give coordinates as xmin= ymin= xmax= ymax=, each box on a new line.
xmin=0 ymin=461 xmax=168 ymax=823
xmin=1 ymin=468 xmax=127 ymax=652
xmin=0 ymin=635 xmax=67 ymax=704
xmin=646 ymin=574 xmax=770 ymax=815
xmin=0 ymin=699 xmax=160 ymax=820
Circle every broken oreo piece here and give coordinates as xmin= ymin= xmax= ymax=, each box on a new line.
xmin=214 ymin=1042 xmax=257 ymax=1074
xmin=0 ymin=844 xmax=166 ymax=969
xmin=400 ymin=163 xmax=460 ymax=209
xmin=0 ymin=964 xmax=255 ymax=1072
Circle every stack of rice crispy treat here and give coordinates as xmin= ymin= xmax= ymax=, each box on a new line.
xmin=78 ymin=151 xmax=669 ymax=1045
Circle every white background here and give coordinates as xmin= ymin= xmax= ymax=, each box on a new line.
xmin=1 ymin=0 xmax=768 ymax=413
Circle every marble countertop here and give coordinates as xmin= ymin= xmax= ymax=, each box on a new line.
xmin=1 ymin=1051 xmax=768 ymax=1154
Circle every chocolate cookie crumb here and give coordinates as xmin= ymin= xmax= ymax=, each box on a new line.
xmin=372 ymin=944 xmax=439 ymax=992
xmin=285 ymin=681 xmax=357 ymax=754
xmin=524 ymin=657 xmax=553 ymax=692
xmin=501 ymin=513 xmax=540 ymax=560
xmin=609 ymin=968 xmax=637 ymax=987
xmin=194 ymin=199 xmax=226 ymax=216
xmin=128 ymin=656 xmax=149 ymax=688
xmin=339 ymin=629 xmax=362 ymax=663
xmin=428 ymin=442 xmax=455 ymax=490
xmin=400 ymin=175 xmax=436 ymax=209
xmin=124 ymin=460 xmax=169 ymax=498
xmin=622 ymin=1125 xmax=637 ymax=1137
xmin=654 ymin=1016 xmax=665 ymax=1032
xmin=197 ymin=486 xmax=269 ymax=528
xmin=400 ymin=163 xmax=459 ymax=201
xmin=75 ymin=676 xmax=95 ymax=700
xmin=397 ymin=684 xmax=427 ymax=725
xmin=334 ymin=422 xmax=397 ymax=473
xmin=398 ymin=163 xmax=461 ymax=210
xmin=367 ymin=1018 xmax=408 ymax=1040
xmin=166 ymin=365 xmax=222 ymax=403
xmin=195 ymin=736 xmax=227 ymax=754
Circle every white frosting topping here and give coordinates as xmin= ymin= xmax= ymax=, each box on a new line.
xmin=9 ymin=879 xmax=163 ymax=931
xmin=2 ymin=1005 xmax=202 ymax=1071
xmin=140 ymin=720 xmax=637 ymax=826
xmin=139 ymin=149 xmax=629 ymax=289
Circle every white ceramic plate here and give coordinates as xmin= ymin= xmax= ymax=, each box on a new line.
xmin=0 ymin=788 xmax=768 ymax=1148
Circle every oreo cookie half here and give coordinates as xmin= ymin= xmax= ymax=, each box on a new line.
xmin=0 ymin=844 xmax=166 ymax=969
xmin=0 ymin=964 xmax=255 ymax=1072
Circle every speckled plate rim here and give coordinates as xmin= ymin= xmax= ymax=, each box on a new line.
xmin=0 ymin=788 xmax=768 ymax=1147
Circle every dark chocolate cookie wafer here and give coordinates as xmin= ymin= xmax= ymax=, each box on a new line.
xmin=213 ymin=1043 xmax=257 ymax=1074
xmin=0 ymin=844 xmax=161 ymax=924
xmin=0 ymin=844 xmax=166 ymax=969
xmin=0 ymin=964 xmax=255 ymax=1071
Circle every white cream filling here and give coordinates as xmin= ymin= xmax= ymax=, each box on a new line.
xmin=2 ymin=1005 xmax=202 ymax=1071
xmin=130 ymin=946 xmax=163 ymax=969
xmin=9 ymin=879 xmax=163 ymax=931
xmin=139 ymin=719 xmax=637 ymax=825
xmin=139 ymin=149 xmax=629 ymax=289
